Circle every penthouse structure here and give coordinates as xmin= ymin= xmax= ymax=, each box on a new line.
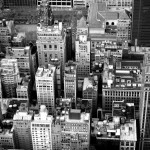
xmin=83 ymin=76 xmax=98 ymax=117
xmin=31 ymin=105 xmax=53 ymax=150
xmin=37 ymin=0 xmax=66 ymax=67
xmin=13 ymin=103 xmax=33 ymax=150
xmin=102 ymin=60 xmax=142 ymax=118
xmin=35 ymin=65 xmax=56 ymax=113
xmin=76 ymin=17 xmax=90 ymax=80
xmin=60 ymin=109 xmax=90 ymax=150
xmin=1 ymin=59 xmax=20 ymax=98
xmin=64 ymin=61 xmax=77 ymax=101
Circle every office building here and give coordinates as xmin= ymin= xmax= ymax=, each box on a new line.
xmin=16 ymin=77 xmax=30 ymax=100
xmin=132 ymin=0 xmax=150 ymax=46
xmin=76 ymin=17 xmax=90 ymax=80
xmin=83 ymin=76 xmax=98 ymax=117
xmin=37 ymin=0 xmax=72 ymax=10
xmin=60 ymin=109 xmax=90 ymax=150
xmin=139 ymin=53 xmax=150 ymax=150
xmin=52 ymin=118 xmax=61 ymax=150
xmin=102 ymin=60 xmax=142 ymax=118
xmin=0 ymin=120 xmax=14 ymax=149
xmin=13 ymin=103 xmax=33 ymax=150
xmin=64 ymin=61 xmax=77 ymax=100
xmin=0 ymin=20 xmax=12 ymax=51
xmin=6 ymin=47 xmax=30 ymax=76
xmin=3 ymin=0 xmax=37 ymax=8
xmin=31 ymin=105 xmax=53 ymax=150
xmin=37 ymin=0 xmax=66 ymax=68
xmin=117 ymin=10 xmax=131 ymax=43
xmin=35 ymin=65 xmax=56 ymax=113
xmin=1 ymin=59 xmax=20 ymax=98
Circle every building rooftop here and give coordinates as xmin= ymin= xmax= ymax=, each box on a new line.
xmin=12 ymin=32 xmax=26 ymax=43
xmin=77 ymin=16 xmax=88 ymax=29
xmin=83 ymin=77 xmax=98 ymax=91
xmin=120 ymin=119 xmax=137 ymax=141
xmin=36 ymin=65 xmax=55 ymax=78
xmin=57 ymin=110 xmax=90 ymax=124
xmin=65 ymin=61 xmax=77 ymax=74
xmin=91 ymin=117 xmax=137 ymax=142
xmin=98 ymin=11 xmax=119 ymax=20
xmin=13 ymin=103 xmax=33 ymax=121
xmin=33 ymin=105 xmax=53 ymax=122
xmin=88 ymin=3 xmax=105 ymax=28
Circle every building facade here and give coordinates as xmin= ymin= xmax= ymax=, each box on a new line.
xmin=1 ymin=59 xmax=20 ymax=98
xmin=132 ymin=0 xmax=150 ymax=46
xmin=35 ymin=65 xmax=55 ymax=113
xmin=76 ymin=17 xmax=90 ymax=80
xmin=3 ymin=0 xmax=37 ymax=8
xmin=64 ymin=61 xmax=77 ymax=101
xmin=31 ymin=105 xmax=53 ymax=150
xmin=13 ymin=104 xmax=33 ymax=150
xmin=37 ymin=0 xmax=66 ymax=68
xmin=37 ymin=0 xmax=72 ymax=10
xmin=83 ymin=77 xmax=98 ymax=117
xmin=140 ymin=53 xmax=150 ymax=150
xmin=60 ymin=109 xmax=90 ymax=150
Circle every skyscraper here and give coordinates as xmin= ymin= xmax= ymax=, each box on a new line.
xmin=140 ymin=53 xmax=150 ymax=150
xmin=35 ymin=65 xmax=56 ymax=113
xmin=31 ymin=105 xmax=53 ymax=150
xmin=132 ymin=0 xmax=150 ymax=46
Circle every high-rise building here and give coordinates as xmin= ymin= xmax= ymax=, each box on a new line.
xmin=132 ymin=0 xmax=150 ymax=46
xmin=3 ymin=0 xmax=37 ymax=8
xmin=83 ymin=76 xmax=98 ymax=117
xmin=37 ymin=0 xmax=66 ymax=68
xmin=60 ymin=109 xmax=90 ymax=150
xmin=64 ymin=61 xmax=77 ymax=101
xmin=35 ymin=65 xmax=56 ymax=113
xmin=13 ymin=103 xmax=33 ymax=150
xmin=139 ymin=53 xmax=150 ymax=150
xmin=0 ymin=59 xmax=20 ymax=98
xmin=76 ymin=17 xmax=90 ymax=80
xmin=31 ymin=105 xmax=53 ymax=150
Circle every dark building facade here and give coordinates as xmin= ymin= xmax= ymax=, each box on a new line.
xmin=3 ymin=0 xmax=37 ymax=8
xmin=132 ymin=0 xmax=150 ymax=46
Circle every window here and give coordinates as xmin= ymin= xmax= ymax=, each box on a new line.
xmin=111 ymin=22 xmax=114 ymax=25
xmin=44 ymin=45 xmax=47 ymax=49
xmin=106 ymin=22 xmax=109 ymax=25
xmin=54 ymin=45 xmax=57 ymax=49
xmin=49 ymin=45 xmax=52 ymax=49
